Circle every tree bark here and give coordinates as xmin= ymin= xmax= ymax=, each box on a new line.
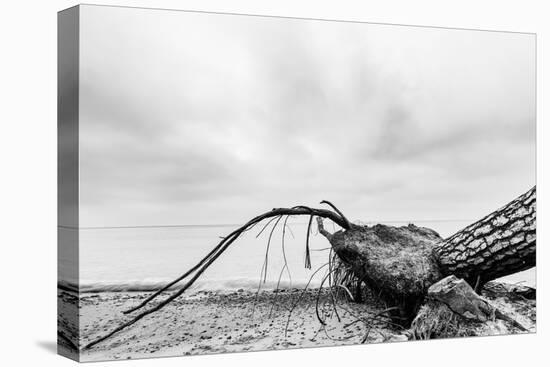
xmin=434 ymin=186 xmax=536 ymax=288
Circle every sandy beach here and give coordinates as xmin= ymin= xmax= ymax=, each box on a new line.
xmin=57 ymin=284 xmax=535 ymax=362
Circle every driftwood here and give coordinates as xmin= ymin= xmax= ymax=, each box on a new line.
xmin=83 ymin=186 xmax=536 ymax=349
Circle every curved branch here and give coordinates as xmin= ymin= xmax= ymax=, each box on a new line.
xmin=320 ymin=200 xmax=352 ymax=230
xmin=122 ymin=207 xmax=346 ymax=316
xmin=84 ymin=204 xmax=350 ymax=350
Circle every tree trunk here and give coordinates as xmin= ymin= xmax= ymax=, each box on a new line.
xmin=433 ymin=186 xmax=536 ymax=288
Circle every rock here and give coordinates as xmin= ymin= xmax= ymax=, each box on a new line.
xmin=427 ymin=275 xmax=494 ymax=322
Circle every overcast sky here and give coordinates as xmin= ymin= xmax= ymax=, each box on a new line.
xmin=78 ymin=6 xmax=535 ymax=228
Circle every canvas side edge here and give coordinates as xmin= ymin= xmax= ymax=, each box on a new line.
xmin=58 ymin=5 xmax=81 ymax=362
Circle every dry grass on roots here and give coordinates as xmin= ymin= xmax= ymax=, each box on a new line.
xmin=331 ymin=255 xmax=363 ymax=302
xmin=410 ymin=301 xmax=476 ymax=340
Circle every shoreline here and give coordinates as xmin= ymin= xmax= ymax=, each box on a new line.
xmin=58 ymin=284 xmax=536 ymax=362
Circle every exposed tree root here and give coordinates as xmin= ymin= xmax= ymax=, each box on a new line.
xmin=410 ymin=301 xmax=469 ymax=340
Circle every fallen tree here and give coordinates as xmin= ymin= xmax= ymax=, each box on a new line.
xmin=319 ymin=186 xmax=536 ymax=324
xmin=83 ymin=186 xmax=536 ymax=349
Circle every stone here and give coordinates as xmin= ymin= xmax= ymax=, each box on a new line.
xmin=427 ymin=275 xmax=495 ymax=322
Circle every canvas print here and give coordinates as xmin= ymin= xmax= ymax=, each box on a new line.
xmin=58 ymin=5 xmax=536 ymax=362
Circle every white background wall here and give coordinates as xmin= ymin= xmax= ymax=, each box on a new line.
xmin=0 ymin=1 xmax=547 ymax=366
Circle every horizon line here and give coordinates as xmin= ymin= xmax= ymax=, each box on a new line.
xmin=58 ymin=218 xmax=475 ymax=231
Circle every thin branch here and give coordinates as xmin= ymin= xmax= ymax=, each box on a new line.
xmin=315 ymin=271 xmax=331 ymax=326
xmin=253 ymin=215 xmax=283 ymax=317
xmin=266 ymin=215 xmax=293 ymax=318
xmin=255 ymin=216 xmax=279 ymax=238
xmin=305 ymin=215 xmax=314 ymax=269
xmin=284 ymin=263 xmax=329 ymax=337
xmin=268 ymin=264 xmax=288 ymax=318
xmin=262 ymin=216 xmax=283 ymax=283
xmin=281 ymin=215 xmax=293 ymax=285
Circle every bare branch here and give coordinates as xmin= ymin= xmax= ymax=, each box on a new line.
xmin=85 ymin=204 xmax=350 ymax=350
xmin=316 ymin=217 xmax=333 ymax=241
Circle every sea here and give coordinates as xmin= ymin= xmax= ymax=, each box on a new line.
xmin=59 ymin=219 xmax=536 ymax=293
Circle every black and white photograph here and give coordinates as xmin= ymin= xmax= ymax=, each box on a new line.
xmin=57 ymin=4 xmax=536 ymax=362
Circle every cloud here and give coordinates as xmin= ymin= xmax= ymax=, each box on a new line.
xmin=77 ymin=7 xmax=535 ymax=227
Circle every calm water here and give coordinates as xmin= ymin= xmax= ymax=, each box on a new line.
xmin=59 ymin=219 xmax=535 ymax=292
